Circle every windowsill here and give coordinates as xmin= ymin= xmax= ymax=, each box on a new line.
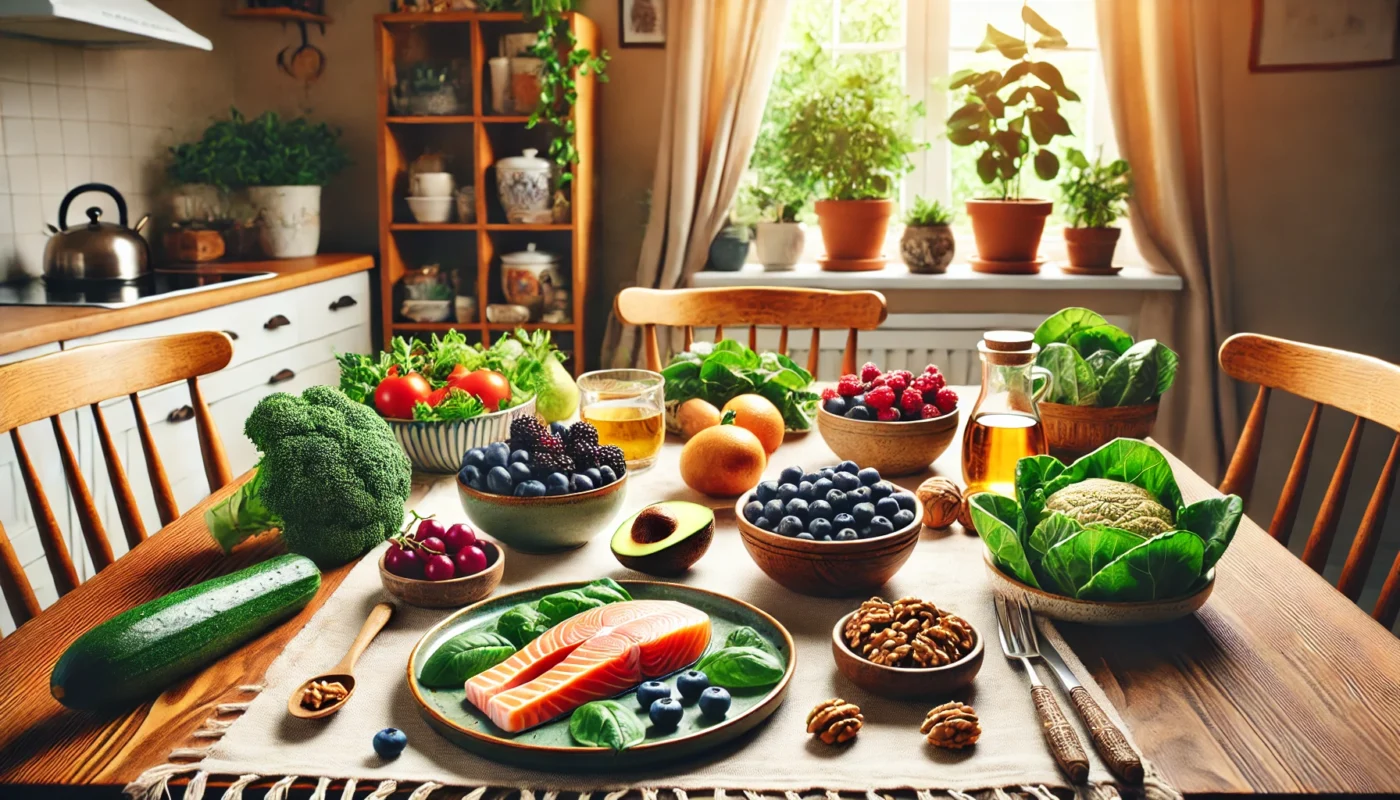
xmin=689 ymin=261 xmax=1184 ymax=291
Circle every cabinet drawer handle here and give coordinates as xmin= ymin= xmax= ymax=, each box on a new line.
xmin=329 ymin=295 xmax=358 ymax=311
xmin=269 ymin=368 xmax=296 ymax=385
xmin=167 ymin=405 xmax=194 ymax=423
xmin=221 ymin=329 xmax=239 ymax=341
xmin=264 ymin=314 xmax=291 ymax=330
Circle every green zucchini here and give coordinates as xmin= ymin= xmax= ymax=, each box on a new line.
xmin=51 ymin=553 xmax=321 ymax=710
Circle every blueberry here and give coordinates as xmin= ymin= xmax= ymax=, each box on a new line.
xmin=778 ymin=483 xmax=800 ymax=502
xmin=780 ymin=465 xmax=804 ymax=485
xmin=486 ymin=465 xmax=514 ymax=494
xmin=823 ymin=397 xmax=848 ymax=415
xmin=835 ymin=528 xmax=859 ymax=541
xmin=763 ymin=499 xmax=786 ymax=522
xmin=833 ymin=512 xmax=856 ymax=530
xmin=459 ymin=464 xmax=482 ymax=487
xmin=509 ymin=448 xmax=531 ymax=464
xmin=777 ymin=516 xmax=805 ymax=536
xmin=895 ymin=491 xmax=917 ymax=512
xmin=784 ymin=498 xmax=810 ymax=523
xmin=550 ymin=421 xmax=570 ymax=439
xmin=463 ymin=448 xmax=487 ymax=469
xmin=755 ymin=480 xmax=780 ymax=503
xmin=870 ymin=481 xmax=895 ymax=501
xmin=869 ymin=515 xmax=895 ymax=537
xmin=892 ymin=508 xmax=917 ymax=529
xmin=755 ymin=516 xmax=775 ymax=531
xmin=598 ymin=465 xmax=618 ymax=485
xmin=637 ymin=680 xmax=671 ymax=709
xmin=851 ymin=393 xmax=866 ymax=407
xmin=831 ymin=471 xmax=860 ymax=492
xmin=743 ymin=500 xmax=765 ymax=523
xmin=795 ymin=532 xmax=816 ymax=540
xmin=858 ymin=467 xmax=881 ymax=486
xmin=570 ymin=473 xmax=595 ymax=493
xmin=372 ymin=727 xmax=407 ymax=759
xmin=819 ymin=468 xmax=837 ymax=480
xmin=676 ymin=669 xmax=710 ymax=702
xmin=852 ymin=502 xmax=876 ymax=525
xmin=484 ymin=441 xmax=511 ymax=469
xmin=826 ymin=489 xmax=850 ymax=513
xmin=584 ymin=467 xmax=603 ymax=484
xmin=544 ymin=472 xmax=570 ymax=495
xmin=809 ymin=518 xmax=833 ymax=539
xmin=837 ymin=460 xmax=860 ymax=474
xmin=650 ymin=697 xmax=684 ymax=730
xmin=808 ymin=499 xmax=833 ymax=520
xmin=698 ymin=686 xmax=731 ymax=720
xmin=798 ymin=481 xmax=817 ymax=501
xmin=846 ymin=405 xmax=873 ymax=420
xmin=518 ymin=479 xmax=548 ymax=497
xmin=849 ymin=485 xmax=873 ymax=504
xmin=802 ymin=471 xmax=822 ymax=484
xmin=508 ymin=461 xmax=533 ymax=484
xmin=875 ymin=496 xmax=901 ymax=518
xmin=813 ymin=477 xmax=834 ymax=498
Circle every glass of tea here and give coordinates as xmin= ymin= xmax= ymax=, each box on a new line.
xmin=577 ymin=369 xmax=665 ymax=471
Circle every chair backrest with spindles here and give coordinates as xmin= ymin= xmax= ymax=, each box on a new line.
xmin=0 ymin=332 xmax=233 ymax=634
xmin=1218 ymin=332 xmax=1400 ymax=627
xmin=614 ymin=287 xmax=888 ymax=378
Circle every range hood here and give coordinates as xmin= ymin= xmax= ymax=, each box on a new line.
xmin=0 ymin=0 xmax=212 ymax=50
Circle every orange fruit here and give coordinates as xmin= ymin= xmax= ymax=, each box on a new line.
xmin=722 ymin=394 xmax=784 ymax=455
xmin=676 ymin=398 xmax=721 ymax=441
xmin=679 ymin=416 xmax=767 ymax=497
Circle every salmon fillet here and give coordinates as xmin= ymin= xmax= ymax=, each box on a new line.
xmin=464 ymin=599 xmax=711 ymax=733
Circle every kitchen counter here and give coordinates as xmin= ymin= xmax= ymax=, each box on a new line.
xmin=0 ymin=254 xmax=374 ymax=357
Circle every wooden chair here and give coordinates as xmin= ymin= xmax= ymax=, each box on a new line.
xmin=614 ymin=287 xmax=888 ymax=377
xmin=1218 ymin=333 xmax=1400 ymax=627
xmin=0 ymin=332 xmax=234 ymax=634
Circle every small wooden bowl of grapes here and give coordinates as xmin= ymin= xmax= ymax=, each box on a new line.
xmin=380 ymin=516 xmax=505 ymax=609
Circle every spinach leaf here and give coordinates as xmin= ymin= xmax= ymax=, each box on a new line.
xmin=1099 ymin=339 xmax=1162 ymax=406
xmin=536 ymin=590 xmax=606 ymax=627
xmin=1015 ymin=454 xmax=1067 ymax=526
xmin=1026 ymin=512 xmax=1085 ymax=570
xmin=1037 ymin=343 xmax=1100 ymax=406
xmin=696 ymin=645 xmax=785 ymax=689
xmin=1079 ymin=530 xmax=1204 ymax=601
xmin=1176 ymin=495 xmax=1243 ymax=571
xmin=1034 ymin=307 xmax=1110 ymax=347
xmin=1042 ymin=438 xmax=1184 ymax=515
xmin=1039 ymin=525 xmax=1145 ymax=597
xmin=1068 ymin=323 xmax=1133 ymax=358
xmin=418 ymin=631 xmax=516 ymax=688
xmin=1085 ymin=349 xmax=1119 ymax=383
xmin=661 ymin=340 xmax=819 ymax=431
xmin=1147 ymin=340 xmax=1180 ymax=398
xmin=580 ymin=577 xmax=632 ymax=604
xmin=495 ymin=604 xmax=551 ymax=648
xmin=569 ymin=700 xmax=647 ymax=751
xmin=725 ymin=625 xmax=780 ymax=657
xmin=969 ymin=492 xmax=1039 ymax=588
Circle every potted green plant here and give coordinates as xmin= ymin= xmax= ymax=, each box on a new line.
xmin=779 ymin=51 xmax=923 ymax=271
xmin=745 ymin=185 xmax=807 ymax=271
xmin=1060 ymin=148 xmax=1132 ymax=271
xmin=232 ymin=109 xmax=349 ymax=258
xmin=946 ymin=4 xmax=1078 ymax=273
xmin=899 ymin=197 xmax=956 ymax=274
xmin=707 ymin=219 xmax=752 ymax=272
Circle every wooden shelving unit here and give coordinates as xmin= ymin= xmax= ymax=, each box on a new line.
xmin=227 ymin=7 xmax=333 ymax=24
xmin=374 ymin=11 xmax=597 ymax=375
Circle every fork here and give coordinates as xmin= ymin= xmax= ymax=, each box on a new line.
xmin=995 ymin=594 xmax=1090 ymax=785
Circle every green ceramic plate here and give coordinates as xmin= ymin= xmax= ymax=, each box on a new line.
xmin=407 ymin=580 xmax=795 ymax=770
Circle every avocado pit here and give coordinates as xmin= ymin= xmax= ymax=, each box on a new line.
xmin=631 ymin=506 xmax=678 ymax=544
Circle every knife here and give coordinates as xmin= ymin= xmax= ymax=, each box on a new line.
xmin=1038 ymin=636 xmax=1145 ymax=784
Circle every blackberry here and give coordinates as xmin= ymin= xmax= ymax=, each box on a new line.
xmin=534 ymin=449 xmax=575 ymax=474
xmin=595 ymin=444 xmax=627 ymax=476
xmin=508 ymin=416 xmax=548 ymax=453
xmin=533 ymin=431 xmax=567 ymax=457
xmin=566 ymin=421 xmax=600 ymax=452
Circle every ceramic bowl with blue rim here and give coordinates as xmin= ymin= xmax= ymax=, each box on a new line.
xmin=387 ymin=395 xmax=538 ymax=473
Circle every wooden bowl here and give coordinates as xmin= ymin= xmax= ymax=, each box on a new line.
xmin=831 ymin=610 xmax=983 ymax=698
xmin=982 ymin=549 xmax=1214 ymax=625
xmin=457 ymin=472 xmax=628 ymax=553
xmin=734 ymin=488 xmax=921 ymax=597
xmin=1038 ymin=401 xmax=1158 ymax=460
xmin=816 ymin=406 xmax=959 ymax=477
xmin=379 ymin=540 xmax=505 ymax=609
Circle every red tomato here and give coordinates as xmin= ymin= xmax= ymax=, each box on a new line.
xmin=449 ymin=369 xmax=512 ymax=411
xmin=374 ymin=372 xmax=432 ymax=418
xmin=446 ymin=364 xmax=470 ymax=382
xmin=425 ymin=386 xmax=452 ymax=407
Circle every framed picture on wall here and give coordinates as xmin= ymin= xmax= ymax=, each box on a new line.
xmin=1250 ymin=0 xmax=1399 ymax=71
xmin=620 ymin=0 xmax=665 ymax=48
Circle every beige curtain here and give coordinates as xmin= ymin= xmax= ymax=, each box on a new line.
xmin=602 ymin=0 xmax=790 ymax=368
xmin=1096 ymin=0 xmax=1239 ymax=481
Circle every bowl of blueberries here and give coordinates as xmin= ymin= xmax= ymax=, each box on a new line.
xmin=456 ymin=417 xmax=629 ymax=553
xmin=734 ymin=461 xmax=922 ymax=597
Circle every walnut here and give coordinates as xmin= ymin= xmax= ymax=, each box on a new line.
xmin=843 ymin=596 xmax=894 ymax=648
xmin=958 ymin=495 xmax=976 ymax=534
xmin=807 ymin=699 xmax=863 ymax=744
xmin=300 ymin=679 xmax=349 ymax=710
xmin=844 ymin=595 xmax=977 ymax=669
xmin=922 ymin=701 xmax=981 ymax=749
xmin=917 ymin=477 xmax=964 ymax=529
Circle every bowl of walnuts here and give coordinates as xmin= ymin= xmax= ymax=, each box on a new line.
xmin=831 ymin=595 xmax=983 ymax=699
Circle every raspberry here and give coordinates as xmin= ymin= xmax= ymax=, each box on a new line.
xmin=837 ymin=376 xmax=863 ymax=397
xmin=860 ymin=362 xmax=882 ymax=383
xmin=891 ymin=369 xmax=914 ymax=384
xmin=911 ymin=375 xmax=936 ymax=396
xmin=865 ymin=385 xmax=896 ymax=410
xmin=820 ymin=387 xmax=839 ymax=401
xmin=883 ymin=372 xmax=909 ymax=394
xmin=921 ymin=403 xmax=942 ymax=419
xmin=876 ymin=407 xmax=901 ymax=422
xmin=934 ymin=387 xmax=959 ymax=415
xmin=900 ymin=388 xmax=924 ymax=414
xmin=923 ymin=364 xmax=940 ymax=375
xmin=867 ymin=375 xmax=887 ymax=389
xmin=924 ymin=371 xmax=947 ymax=393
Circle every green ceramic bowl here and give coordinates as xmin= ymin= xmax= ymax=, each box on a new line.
xmin=408 ymin=580 xmax=795 ymax=771
xmin=456 ymin=472 xmax=628 ymax=553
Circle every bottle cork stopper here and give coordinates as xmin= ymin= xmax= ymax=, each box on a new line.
xmin=982 ymin=330 xmax=1035 ymax=352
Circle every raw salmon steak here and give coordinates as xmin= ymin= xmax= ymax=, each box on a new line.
xmin=465 ymin=599 xmax=711 ymax=733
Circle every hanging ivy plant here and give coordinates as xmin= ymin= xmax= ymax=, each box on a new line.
xmin=480 ymin=0 xmax=609 ymax=188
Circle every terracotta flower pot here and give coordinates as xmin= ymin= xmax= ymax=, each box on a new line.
xmin=965 ymin=198 xmax=1051 ymax=269
xmin=900 ymin=224 xmax=955 ymax=274
xmin=1064 ymin=226 xmax=1122 ymax=271
xmin=814 ymin=198 xmax=893 ymax=270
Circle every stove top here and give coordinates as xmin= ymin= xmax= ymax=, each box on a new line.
xmin=0 ymin=270 xmax=276 ymax=308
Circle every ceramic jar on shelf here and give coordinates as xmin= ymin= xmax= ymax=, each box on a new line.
xmin=495 ymin=149 xmax=553 ymax=224
xmin=500 ymin=243 xmax=565 ymax=321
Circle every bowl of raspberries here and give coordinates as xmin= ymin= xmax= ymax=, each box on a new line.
xmin=456 ymin=417 xmax=629 ymax=553
xmin=817 ymin=361 xmax=961 ymax=476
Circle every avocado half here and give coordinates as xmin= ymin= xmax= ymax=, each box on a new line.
xmin=610 ymin=501 xmax=715 ymax=577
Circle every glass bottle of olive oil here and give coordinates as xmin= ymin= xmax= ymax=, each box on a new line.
xmin=961 ymin=331 xmax=1052 ymax=499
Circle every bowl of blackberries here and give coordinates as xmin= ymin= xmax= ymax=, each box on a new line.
xmin=456 ymin=417 xmax=629 ymax=553
xmin=734 ymin=461 xmax=922 ymax=597
xmin=817 ymin=361 xmax=961 ymax=477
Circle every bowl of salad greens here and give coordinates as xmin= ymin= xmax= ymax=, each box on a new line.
xmin=661 ymin=340 xmax=820 ymax=434
xmin=970 ymin=438 xmax=1243 ymax=625
xmin=337 ymin=329 xmax=579 ymax=473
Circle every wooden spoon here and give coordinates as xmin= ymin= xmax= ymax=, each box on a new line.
xmin=287 ymin=602 xmax=395 ymax=720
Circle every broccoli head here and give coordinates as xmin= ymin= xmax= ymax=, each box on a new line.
xmin=205 ymin=385 xmax=412 ymax=566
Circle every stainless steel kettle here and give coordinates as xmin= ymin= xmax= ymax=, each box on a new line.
xmin=43 ymin=183 xmax=151 ymax=282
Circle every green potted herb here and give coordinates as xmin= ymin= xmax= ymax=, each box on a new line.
xmin=234 ymin=109 xmax=349 ymax=258
xmin=1060 ymin=148 xmax=1132 ymax=271
xmin=946 ymin=3 xmax=1078 ymax=273
xmin=741 ymin=184 xmax=806 ymax=271
xmin=707 ymin=219 xmax=753 ymax=272
xmin=899 ymin=196 xmax=955 ymax=274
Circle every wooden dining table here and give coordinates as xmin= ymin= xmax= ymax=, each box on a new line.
xmin=3 ymin=398 xmax=1400 ymax=799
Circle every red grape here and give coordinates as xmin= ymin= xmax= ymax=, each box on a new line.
xmin=423 ymin=554 xmax=456 ymax=581
xmin=454 ymin=545 xmax=488 ymax=576
xmin=418 ymin=536 xmax=447 ymax=555
xmin=442 ymin=523 xmax=477 ymax=553
xmin=385 ymin=544 xmax=424 ymax=579
xmin=415 ymin=518 xmax=447 ymax=541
